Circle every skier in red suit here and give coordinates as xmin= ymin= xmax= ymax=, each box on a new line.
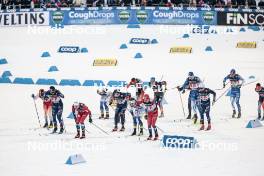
xmin=143 ymin=94 xmax=159 ymax=140
xmin=72 ymin=102 xmax=92 ymax=139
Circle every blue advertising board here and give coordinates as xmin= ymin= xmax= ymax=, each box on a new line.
xmin=49 ymin=7 xmax=217 ymax=26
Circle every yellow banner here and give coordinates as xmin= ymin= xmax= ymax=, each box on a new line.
xmin=93 ymin=58 xmax=118 ymax=66
xmin=170 ymin=46 xmax=192 ymax=53
xmin=236 ymin=42 xmax=257 ymax=48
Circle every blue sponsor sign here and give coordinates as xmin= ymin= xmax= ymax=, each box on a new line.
xmin=162 ymin=135 xmax=197 ymax=149
xmin=58 ymin=46 xmax=80 ymax=53
xmin=49 ymin=8 xmax=217 ymax=26
xmin=129 ymin=38 xmax=150 ymax=44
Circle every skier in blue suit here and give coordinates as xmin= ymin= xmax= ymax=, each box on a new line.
xmin=223 ymin=69 xmax=245 ymax=118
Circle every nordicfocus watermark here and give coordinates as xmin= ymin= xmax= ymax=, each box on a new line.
xmin=161 ymin=140 xmax=238 ymax=152
xmin=27 ymin=25 xmax=106 ymax=36
xmin=159 ymin=25 xmax=238 ymax=35
xmin=27 ymin=140 xmax=107 ymax=152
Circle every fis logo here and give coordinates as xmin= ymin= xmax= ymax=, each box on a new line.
xmin=129 ymin=38 xmax=150 ymax=44
xmin=58 ymin=46 xmax=80 ymax=53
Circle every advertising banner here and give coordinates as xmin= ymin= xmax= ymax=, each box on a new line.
xmin=49 ymin=8 xmax=217 ymax=26
xmin=0 ymin=11 xmax=49 ymax=26
xmin=217 ymin=11 xmax=264 ymax=26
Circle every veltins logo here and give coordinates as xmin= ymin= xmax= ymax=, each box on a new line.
xmin=136 ymin=10 xmax=148 ymax=24
xmin=202 ymin=11 xmax=214 ymax=24
xmin=119 ymin=11 xmax=130 ymax=23
xmin=52 ymin=11 xmax=64 ymax=25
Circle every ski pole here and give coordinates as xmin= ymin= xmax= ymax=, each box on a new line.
xmin=156 ymin=125 xmax=165 ymax=133
xmin=178 ymin=91 xmax=186 ymax=118
xmin=91 ymin=122 xmax=109 ymax=135
xmin=32 ymin=97 xmax=42 ymax=128
xmin=213 ymin=88 xmax=230 ymax=106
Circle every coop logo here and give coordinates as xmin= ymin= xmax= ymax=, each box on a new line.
xmin=162 ymin=135 xmax=197 ymax=149
xmin=129 ymin=38 xmax=150 ymax=44
xmin=69 ymin=11 xmax=114 ymax=20
xmin=58 ymin=46 xmax=80 ymax=53
xmin=136 ymin=10 xmax=148 ymax=24
xmin=153 ymin=11 xmax=199 ymax=19
xmin=226 ymin=12 xmax=264 ymax=26
xmin=52 ymin=11 xmax=64 ymax=25
xmin=202 ymin=11 xmax=214 ymax=24
xmin=118 ymin=10 xmax=130 ymax=23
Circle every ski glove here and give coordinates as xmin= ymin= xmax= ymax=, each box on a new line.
xmin=212 ymin=99 xmax=216 ymax=106
xmin=223 ymin=82 xmax=225 ymax=88
xmin=31 ymin=94 xmax=35 ymax=98
xmin=89 ymin=118 xmax=93 ymax=123
xmin=144 ymin=115 xmax=148 ymax=120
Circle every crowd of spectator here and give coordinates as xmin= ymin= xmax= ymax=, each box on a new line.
xmin=0 ymin=0 xmax=263 ymax=9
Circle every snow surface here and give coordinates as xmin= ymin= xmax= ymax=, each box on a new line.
xmin=0 ymin=25 xmax=264 ymax=176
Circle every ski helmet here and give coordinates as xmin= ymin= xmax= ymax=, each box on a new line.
xmin=131 ymin=78 xmax=136 ymax=83
xmin=230 ymin=69 xmax=236 ymax=75
xmin=49 ymin=86 xmax=55 ymax=94
xmin=188 ymin=72 xmax=194 ymax=77
xmin=150 ymin=77 xmax=155 ymax=82
xmin=256 ymin=83 xmax=261 ymax=91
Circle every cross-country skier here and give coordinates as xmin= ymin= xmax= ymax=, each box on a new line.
xmin=142 ymin=94 xmax=159 ymax=140
xmin=255 ymin=83 xmax=264 ymax=120
xmin=97 ymin=87 xmax=111 ymax=119
xmin=223 ymin=69 xmax=245 ymax=118
xmin=47 ymin=86 xmax=65 ymax=134
xmin=72 ymin=102 xmax=92 ymax=139
xmin=197 ymin=84 xmax=216 ymax=131
xmin=177 ymin=72 xmax=202 ymax=123
xmin=149 ymin=77 xmax=167 ymax=118
xmin=31 ymin=89 xmax=53 ymax=128
xmin=127 ymin=78 xmax=144 ymax=101
xmin=128 ymin=97 xmax=144 ymax=136
xmin=110 ymin=89 xmax=130 ymax=132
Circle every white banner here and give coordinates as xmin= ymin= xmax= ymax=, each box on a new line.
xmin=0 ymin=12 xmax=49 ymax=26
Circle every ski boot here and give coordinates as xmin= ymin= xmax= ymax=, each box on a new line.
xmin=80 ymin=130 xmax=85 ymax=139
xmin=193 ymin=114 xmax=198 ymax=124
xmin=105 ymin=112 xmax=109 ymax=119
xmin=232 ymin=110 xmax=236 ymax=118
xmin=131 ymin=129 xmax=136 ymax=136
xmin=186 ymin=114 xmax=191 ymax=119
xmin=48 ymin=121 xmax=53 ymax=128
xmin=206 ymin=124 xmax=211 ymax=131
xmin=139 ymin=128 xmax=143 ymax=136
xmin=199 ymin=124 xmax=205 ymax=130
xmin=120 ymin=126 xmax=125 ymax=132
xmin=43 ymin=122 xmax=48 ymax=128
xmin=237 ymin=111 xmax=241 ymax=119
xmin=52 ymin=126 xmax=57 ymax=133
xmin=112 ymin=126 xmax=118 ymax=132
xmin=258 ymin=113 xmax=261 ymax=120
xmin=159 ymin=112 xmax=164 ymax=118
xmin=147 ymin=135 xmax=152 ymax=140
xmin=153 ymin=134 xmax=159 ymax=141
xmin=58 ymin=127 xmax=64 ymax=134
xmin=262 ymin=115 xmax=264 ymax=121
xmin=99 ymin=113 xmax=104 ymax=119
xmin=75 ymin=131 xmax=80 ymax=138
